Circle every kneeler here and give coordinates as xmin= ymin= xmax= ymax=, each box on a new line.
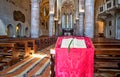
xmin=55 ymin=36 xmax=94 ymax=77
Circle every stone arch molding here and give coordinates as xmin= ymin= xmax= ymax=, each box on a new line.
xmin=61 ymin=0 xmax=75 ymax=15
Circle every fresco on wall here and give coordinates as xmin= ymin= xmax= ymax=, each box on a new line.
xmin=13 ymin=10 xmax=25 ymax=23
xmin=6 ymin=0 xmax=15 ymax=5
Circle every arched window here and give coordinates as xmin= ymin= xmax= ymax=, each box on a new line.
xmin=61 ymin=1 xmax=74 ymax=29
xmin=61 ymin=1 xmax=74 ymax=36
xmin=25 ymin=27 xmax=29 ymax=37
xmin=7 ymin=24 xmax=13 ymax=37
xmin=16 ymin=23 xmax=22 ymax=37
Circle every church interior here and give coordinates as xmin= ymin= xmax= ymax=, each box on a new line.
xmin=0 ymin=0 xmax=120 ymax=77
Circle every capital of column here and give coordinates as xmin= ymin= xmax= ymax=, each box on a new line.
xmin=31 ymin=0 xmax=40 ymax=3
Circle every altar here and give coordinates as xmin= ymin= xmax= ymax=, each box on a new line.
xmin=55 ymin=36 xmax=94 ymax=77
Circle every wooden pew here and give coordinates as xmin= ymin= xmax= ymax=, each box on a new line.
xmin=93 ymin=38 xmax=120 ymax=73
xmin=27 ymin=39 xmax=37 ymax=53
xmin=38 ymin=36 xmax=57 ymax=51
xmin=93 ymin=37 xmax=120 ymax=43
xmin=95 ymin=48 xmax=120 ymax=55
xmin=10 ymin=38 xmax=37 ymax=53
xmin=0 ymin=38 xmax=31 ymax=58
xmin=0 ymin=36 xmax=8 ymax=39
xmin=0 ymin=36 xmax=57 ymax=56
xmin=0 ymin=55 xmax=6 ymax=70
xmin=0 ymin=38 xmax=36 ymax=70
xmin=11 ymin=38 xmax=37 ymax=53
xmin=10 ymin=40 xmax=31 ymax=58
xmin=0 ymin=43 xmax=20 ymax=66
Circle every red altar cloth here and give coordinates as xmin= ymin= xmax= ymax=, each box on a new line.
xmin=55 ymin=37 xmax=94 ymax=77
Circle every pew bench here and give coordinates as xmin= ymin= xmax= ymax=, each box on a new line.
xmin=0 ymin=43 xmax=20 ymax=67
xmin=0 ymin=63 xmax=6 ymax=71
xmin=11 ymin=41 xmax=31 ymax=59
xmin=93 ymin=38 xmax=120 ymax=74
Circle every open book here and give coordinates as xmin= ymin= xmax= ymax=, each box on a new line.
xmin=61 ymin=38 xmax=87 ymax=48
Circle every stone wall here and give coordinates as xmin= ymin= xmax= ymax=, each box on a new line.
xmin=94 ymin=0 xmax=120 ymax=39
xmin=0 ymin=0 xmax=30 ymax=37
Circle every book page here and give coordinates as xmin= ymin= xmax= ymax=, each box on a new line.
xmin=73 ymin=38 xmax=87 ymax=48
xmin=61 ymin=38 xmax=87 ymax=48
xmin=61 ymin=38 xmax=74 ymax=48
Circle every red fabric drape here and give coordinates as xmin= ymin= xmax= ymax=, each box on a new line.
xmin=55 ymin=36 xmax=94 ymax=77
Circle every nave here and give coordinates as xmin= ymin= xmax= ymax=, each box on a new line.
xmin=0 ymin=37 xmax=120 ymax=77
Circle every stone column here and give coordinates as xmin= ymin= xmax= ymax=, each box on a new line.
xmin=76 ymin=19 xmax=79 ymax=36
xmin=79 ymin=12 xmax=84 ymax=36
xmin=84 ymin=0 xmax=94 ymax=38
xmin=79 ymin=0 xmax=85 ymax=36
xmin=58 ymin=21 xmax=62 ymax=36
xmin=73 ymin=23 xmax=77 ymax=35
xmin=67 ymin=15 xmax=69 ymax=28
xmin=70 ymin=14 xmax=73 ymax=29
xmin=55 ymin=20 xmax=59 ymax=36
xmin=49 ymin=0 xmax=54 ymax=36
xmin=62 ymin=15 xmax=65 ymax=29
xmin=30 ymin=0 xmax=40 ymax=38
xmin=49 ymin=14 xmax=54 ymax=36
